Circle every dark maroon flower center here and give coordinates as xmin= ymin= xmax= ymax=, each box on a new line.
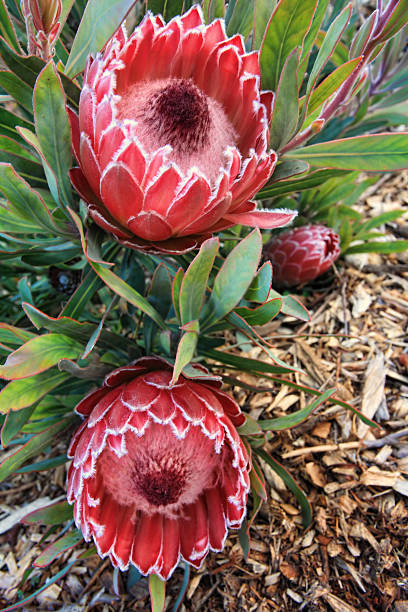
xmin=147 ymin=79 xmax=210 ymax=152
xmin=133 ymin=464 xmax=186 ymax=507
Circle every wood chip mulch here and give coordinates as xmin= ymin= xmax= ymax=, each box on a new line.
xmin=0 ymin=172 xmax=407 ymax=611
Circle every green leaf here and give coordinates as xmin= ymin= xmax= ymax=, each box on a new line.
xmin=34 ymin=62 xmax=72 ymax=210
xmin=202 ymin=230 xmax=262 ymax=328
xmin=303 ymin=4 xmax=352 ymax=110
xmin=17 ymin=127 xmax=62 ymax=203
xmin=0 ymin=334 xmax=83 ymax=380
xmin=34 ymin=530 xmax=83 ymax=568
xmin=203 ymin=0 xmax=225 ymax=22
xmin=304 ymin=56 xmax=362 ymax=117
xmin=269 ymin=50 xmax=299 ymax=151
xmin=352 ymin=209 xmax=406 ymax=235
xmin=61 ymin=266 xmax=104 ymax=318
xmin=91 ymin=262 xmax=167 ymax=330
xmin=0 ymin=417 xmax=74 ymax=482
xmin=226 ymin=0 xmax=254 ymax=38
xmin=0 ymin=369 xmax=69 ymax=414
xmin=259 ymin=387 xmax=335 ymax=430
xmin=0 ymin=0 xmax=20 ymax=52
xmin=0 ymin=163 xmax=59 ymax=233
xmin=268 ymin=290 xmax=310 ymax=322
xmin=23 ymin=302 xmax=136 ymax=356
xmin=149 ymin=574 xmax=166 ymax=612
xmin=0 ymin=323 xmax=36 ymax=349
xmin=171 ymin=321 xmax=199 ymax=385
xmin=144 ymin=264 xmax=173 ymax=353
xmin=286 ymin=133 xmax=408 ymax=171
xmin=299 ymin=0 xmax=329 ymax=62
xmin=260 ymin=0 xmax=318 ymax=91
xmin=172 ymin=268 xmax=184 ymax=323
xmin=201 ymin=347 xmax=294 ymax=375
xmin=16 ymin=455 xmax=68 ymax=473
xmin=245 ymin=262 xmax=272 ymax=303
xmin=344 ymin=240 xmax=408 ymax=255
xmin=256 ymin=448 xmax=312 ymax=527
xmin=257 ymin=168 xmax=349 ymax=198
xmin=179 ymin=237 xmax=218 ymax=325
xmin=1 ymin=405 xmax=36 ymax=447
xmin=22 ymin=500 xmax=73 ymax=525
xmin=234 ymin=298 xmax=281 ymax=326
xmin=65 ymin=0 xmax=137 ymax=77
xmin=376 ymin=3 xmax=408 ymax=44
xmin=0 ymin=70 xmax=33 ymax=112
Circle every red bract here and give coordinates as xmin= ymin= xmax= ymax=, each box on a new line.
xmin=265 ymin=224 xmax=341 ymax=287
xmin=67 ymin=357 xmax=250 ymax=579
xmin=68 ymin=5 xmax=296 ymax=253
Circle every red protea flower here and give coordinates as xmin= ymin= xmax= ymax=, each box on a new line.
xmin=67 ymin=357 xmax=250 ymax=579
xmin=265 ymin=224 xmax=341 ymax=287
xmin=68 ymin=5 xmax=296 ymax=253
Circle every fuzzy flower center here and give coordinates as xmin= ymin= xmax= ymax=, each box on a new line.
xmin=147 ymin=79 xmax=210 ymax=152
xmin=98 ymin=420 xmax=219 ymax=518
xmin=116 ymin=77 xmax=237 ymax=182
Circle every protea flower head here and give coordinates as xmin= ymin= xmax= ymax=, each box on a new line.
xmin=67 ymin=357 xmax=250 ymax=579
xmin=265 ymin=224 xmax=341 ymax=287
xmin=68 ymin=5 xmax=296 ymax=253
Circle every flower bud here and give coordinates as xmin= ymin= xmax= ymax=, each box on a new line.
xmin=265 ymin=224 xmax=341 ymax=287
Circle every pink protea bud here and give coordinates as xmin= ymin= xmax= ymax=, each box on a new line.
xmin=68 ymin=5 xmax=296 ymax=253
xmin=265 ymin=224 xmax=341 ymax=287
xmin=67 ymin=357 xmax=250 ymax=579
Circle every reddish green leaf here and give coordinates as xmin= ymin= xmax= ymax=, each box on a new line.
xmin=1 ymin=405 xmax=36 ymax=447
xmin=376 ymin=3 xmax=408 ymax=45
xmin=34 ymin=530 xmax=83 ymax=568
xmin=179 ymin=237 xmax=218 ymax=325
xmin=286 ymin=133 xmax=408 ymax=171
xmin=234 ymin=298 xmax=282 ymax=326
xmin=245 ymin=262 xmax=272 ymax=303
xmin=0 ymin=334 xmax=83 ymax=380
xmin=171 ymin=321 xmax=199 ymax=385
xmin=23 ymin=500 xmax=73 ymax=526
xmin=0 ymin=0 xmax=21 ymax=52
xmin=260 ymin=0 xmax=318 ymax=91
xmin=0 ymin=417 xmax=74 ymax=482
xmin=305 ymin=56 xmax=362 ymax=117
xmin=202 ymin=230 xmax=262 ymax=328
xmin=0 ymin=369 xmax=69 ymax=414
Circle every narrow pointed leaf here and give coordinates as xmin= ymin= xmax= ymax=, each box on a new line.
xmin=256 ymin=448 xmax=312 ymax=527
xmin=286 ymin=133 xmax=408 ymax=171
xmin=259 ymin=388 xmax=335 ymax=430
xmin=34 ymin=530 xmax=83 ymax=568
xmin=179 ymin=237 xmax=218 ymax=325
xmin=34 ymin=62 xmax=72 ymax=210
xmin=91 ymin=262 xmax=167 ymax=330
xmin=269 ymin=50 xmax=299 ymax=151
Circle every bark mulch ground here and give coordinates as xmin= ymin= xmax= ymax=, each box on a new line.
xmin=0 ymin=172 xmax=407 ymax=611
